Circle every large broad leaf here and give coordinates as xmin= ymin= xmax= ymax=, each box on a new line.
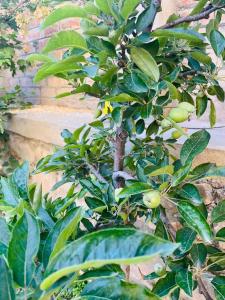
xmin=180 ymin=130 xmax=210 ymax=166
xmin=176 ymin=227 xmax=197 ymax=255
xmin=119 ymin=182 xmax=152 ymax=198
xmin=42 ymin=207 xmax=84 ymax=267
xmin=190 ymin=243 xmax=207 ymax=267
xmin=121 ymin=0 xmax=140 ymax=20
xmin=177 ymin=201 xmax=213 ymax=243
xmin=42 ymin=5 xmax=88 ymax=29
xmin=175 ymin=270 xmax=193 ymax=296
xmin=130 ymin=47 xmax=160 ymax=82
xmin=81 ymin=277 xmax=160 ymax=300
xmin=0 ymin=217 xmax=10 ymax=256
xmin=41 ymin=228 xmax=179 ymax=290
xmin=78 ymin=264 xmax=125 ymax=281
xmin=0 ymin=256 xmax=15 ymax=300
xmin=176 ymin=183 xmax=203 ymax=205
xmin=212 ymin=200 xmax=225 ymax=223
xmin=94 ymin=0 xmax=111 ymax=14
xmin=1 ymin=177 xmax=20 ymax=207
xmin=8 ymin=211 xmax=40 ymax=287
xmin=136 ymin=1 xmax=158 ymax=32
xmin=42 ymin=31 xmax=88 ymax=53
xmin=26 ymin=54 xmax=54 ymax=63
xmin=152 ymin=272 xmax=176 ymax=297
xmin=211 ymin=276 xmax=225 ymax=300
xmin=34 ymin=55 xmax=85 ymax=83
xmin=152 ymin=28 xmax=205 ymax=43
xmin=12 ymin=161 xmax=29 ymax=201
xmin=210 ymin=29 xmax=225 ymax=56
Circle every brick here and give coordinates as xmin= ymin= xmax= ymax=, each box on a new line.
xmin=47 ymin=77 xmax=68 ymax=87
xmin=41 ymin=87 xmax=57 ymax=98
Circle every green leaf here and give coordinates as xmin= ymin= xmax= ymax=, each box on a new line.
xmin=43 ymin=207 xmax=84 ymax=267
xmin=41 ymin=5 xmax=88 ymax=29
xmin=210 ymin=101 xmax=216 ymax=128
xmin=152 ymin=272 xmax=176 ymax=297
xmin=145 ymin=165 xmax=174 ymax=177
xmin=177 ymin=201 xmax=213 ymax=243
xmin=152 ymin=29 xmax=205 ymax=43
xmin=12 ymin=161 xmax=29 ymax=201
xmin=175 ymin=270 xmax=193 ymax=296
xmin=81 ymin=277 xmax=160 ymax=300
xmin=166 ymin=81 xmax=179 ymax=100
xmin=78 ymin=264 xmax=125 ymax=281
xmin=0 ymin=256 xmax=15 ymax=300
xmin=130 ymin=47 xmax=160 ymax=82
xmin=136 ymin=2 xmax=158 ymax=32
xmin=8 ymin=211 xmax=40 ymax=287
xmin=0 ymin=217 xmax=10 ymax=256
xmin=41 ymin=228 xmax=179 ymax=290
xmin=176 ymin=227 xmax=197 ymax=255
xmin=190 ymin=243 xmax=207 ymax=267
xmin=1 ymin=177 xmax=20 ymax=207
xmin=212 ymin=200 xmax=225 ymax=223
xmin=216 ymin=227 xmax=225 ymax=241
xmin=119 ymin=182 xmax=152 ymax=198
xmin=210 ymin=29 xmax=225 ymax=56
xmin=42 ymin=31 xmax=88 ymax=53
xmin=177 ymin=183 xmax=203 ymax=205
xmin=180 ymin=130 xmax=210 ymax=166
xmin=211 ymin=276 xmax=225 ymax=300
xmin=105 ymin=93 xmax=138 ymax=102
xmin=94 ymin=0 xmax=111 ymax=14
xmin=26 ymin=53 xmax=54 ymax=63
xmin=191 ymin=51 xmax=211 ymax=65
xmin=34 ymin=56 xmax=84 ymax=83
xmin=121 ymin=0 xmax=140 ymax=20
xmin=171 ymin=163 xmax=192 ymax=187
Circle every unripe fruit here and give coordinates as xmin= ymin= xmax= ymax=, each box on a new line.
xmin=171 ymin=130 xmax=182 ymax=139
xmin=178 ymin=102 xmax=195 ymax=113
xmin=161 ymin=119 xmax=172 ymax=128
xmin=143 ymin=190 xmax=161 ymax=209
xmin=197 ymin=91 xmax=204 ymax=98
xmin=168 ymin=107 xmax=189 ymax=123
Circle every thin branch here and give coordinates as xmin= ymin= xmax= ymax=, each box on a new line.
xmin=113 ymin=171 xmax=135 ymax=182
xmin=86 ymin=162 xmax=107 ymax=184
xmin=159 ymin=4 xmax=225 ymax=29
xmin=198 ymin=277 xmax=214 ymax=300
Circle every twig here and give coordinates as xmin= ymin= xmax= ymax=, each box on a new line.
xmin=198 ymin=277 xmax=214 ymax=300
xmin=158 ymin=4 xmax=225 ymax=29
xmin=86 ymin=162 xmax=107 ymax=184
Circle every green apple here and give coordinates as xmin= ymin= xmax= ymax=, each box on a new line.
xmin=143 ymin=190 xmax=161 ymax=209
xmin=178 ymin=102 xmax=195 ymax=113
xmin=168 ymin=107 xmax=189 ymax=123
xmin=161 ymin=119 xmax=172 ymax=128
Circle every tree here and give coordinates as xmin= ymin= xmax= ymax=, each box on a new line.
xmin=1 ymin=0 xmax=225 ymax=299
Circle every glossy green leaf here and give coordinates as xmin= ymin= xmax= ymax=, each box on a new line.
xmin=136 ymin=2 xmax=158 ymax=32
xmin=152 ymin=272 xmax=176 ymax=297
xmin=171 ymin=163 xmax=192 ymax=187
xmin=191 ymin=51 xmax=211 ymax=65
xmin=41 ymin=5 xmax=88 ymax=29
xmin=210 ymin=101 xmax=216 ymax=128
xmin=152 ymin=28 xmax=205 ymax=43
xmin=119 ymin=182 xmax=152 ymax=198
xmin=212 ymin=200 xmax=225 ymax=223
xmin=94 ymin=0 xmax=111 ymax=14
xmin=26 ymin=53 xmax=54 ymax=63
xmin=41 ymin=228 xmax=179 ymax=290
xmin=211 ymin=276 xmax=225 ymax=300
xmin=1 ymin=177 xmax=20 ymax=207
xmin=78 ymin=264 xmax=125 ymax=281
xmin=180 ymin=130 xmax=210 ymax=165
xmin=0 ymin=217 xmax=10 ymax=256
xmin=175 ymin=270 xmax=193 ymax=296
xmin=177 ymin=201 xmax=213 ymax=243
xmin=121 ymin=0 xmax=140 ymax=20
xmin=43 ymin=207 xmax=84 ymax=266
xmin=216 ymin=227 xmax=225 ymax=241
xmin=177 ymin=183 xmax=203 ymax=205
xmin=176 ymin=227 xmax=197 ymax=255
xmin=130 ymin=47 xmax=160 ymax=81
xmin=34 ymin=55 xmax=84 ymax=83
xmin=12 ymin=161 xmax=29 ymax=200
xmin=81 ymin=277 xmax=160 ymax=300
xmin=190 ymin=243 xmax=207 ymax=267
xmin=0 ymin=256 xmax=15 ymax=300
xmin=8 ymin=211 xmax=40 ymax=287
xmin=42 ymin=31 xmax=88 ymax=53
xmin=145 ymin=165 xmax=174 ymax=177
xmin=210 ymin=29 xmax=225 ymax=56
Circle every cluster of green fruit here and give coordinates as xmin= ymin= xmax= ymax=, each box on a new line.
xmin=161 ymin=102 xmax=196 ymax=139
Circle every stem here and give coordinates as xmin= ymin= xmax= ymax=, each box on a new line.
xmin=113 ymin=127 xmax=128 ymax=188
xmin=198 ymin=277 xmax=214 ymax=300
xmin=86 ymin=162 xmax=107 ymax=184
xmin=158 ymin=4 xmax=225 ymax=29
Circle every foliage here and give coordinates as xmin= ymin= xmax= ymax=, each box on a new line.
xmin=1 ymin=0 xmax=225 ymax=299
